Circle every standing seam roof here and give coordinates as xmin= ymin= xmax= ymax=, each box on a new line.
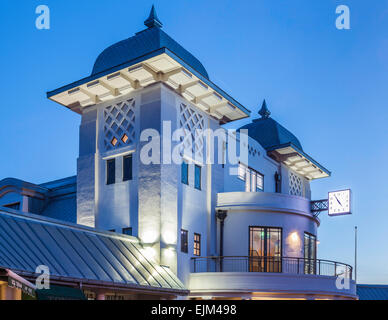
xmin=0 ymin=208 xmax=186 ymax=292
xmin=92 ymin=26 xmax=209 ymax=79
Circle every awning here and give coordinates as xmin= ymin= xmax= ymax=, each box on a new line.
xmin=36 ymin=285 xmax=86 ymax=300
xmin=267 ymin=143 xmax=331 ymax=180
xmin=0 ymin=268 xmax=36 ymax=298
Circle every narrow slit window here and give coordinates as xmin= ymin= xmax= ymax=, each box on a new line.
xmin=194 ymin=165 xmax=201 ymax=190
xmin=194 ymin=233 xmax=201 ymax=256
xmin=181 ymin=161 xmax=189 ymax=185
xmin=106 ymin=159 xmax=116 ymax=185
xmin=122 ymin=227 xmax=132 ymax=236
xmin=181 ymin=229 xmax=188 ymax=253
xmin=123 ymin=154 xmax=133 ymax=181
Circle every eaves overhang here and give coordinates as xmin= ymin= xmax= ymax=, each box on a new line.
xmin=47 ymin=48 xmax=250 ymax=123
xmin=267 ymin=142 xmax=331 ymax=180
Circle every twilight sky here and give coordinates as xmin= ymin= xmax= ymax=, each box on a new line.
xmin=0 ymin=0 xmax=387 ymax=284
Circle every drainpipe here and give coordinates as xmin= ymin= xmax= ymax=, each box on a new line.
xmin=216 ymin=210 xmax=227 ymax=271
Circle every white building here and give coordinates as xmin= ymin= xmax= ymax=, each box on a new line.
xmin=0 ymin=7 xmax=356 ymax=300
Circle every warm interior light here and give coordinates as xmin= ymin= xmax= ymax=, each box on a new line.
xmin=121 ymin=134 xmax=129 ymax=143
xmin=111 ymin=137 xmax=118 ymax=146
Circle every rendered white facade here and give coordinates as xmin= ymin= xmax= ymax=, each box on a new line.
xmin=0 ymin=7 xmax=357 ymax=300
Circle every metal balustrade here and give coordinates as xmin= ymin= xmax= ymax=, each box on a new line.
xmin=191 ymin=256 xmax=352 ymax=279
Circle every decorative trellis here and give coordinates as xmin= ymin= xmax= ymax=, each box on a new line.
xmin=103 ymin=99 xmax=136 ymax=151
xmin=179 ymin=103 xmax=204 ymax=159
xmin=289 ymin=171 xmax=303 ymax=197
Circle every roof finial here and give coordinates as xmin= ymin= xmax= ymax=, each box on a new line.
xmin=258 ymin=99 xmax=271 ymax=119
xmin=144 ymin=5 xmax=163 ymax=29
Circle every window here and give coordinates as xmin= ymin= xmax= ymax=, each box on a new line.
xmin=4 ymin=202 xmax=20 ymax=210
xmin=304 ymin=232 xmax=317 ymax=274
xmin=194 ymin=165 xmax=201 ymax=190
xmin=181 ymin=229 xmax=188 ymax=253
xmin=122 ymin=227 xmax=132 ymax=236
xmin=181 ymin=161 xmax=188 ymax=185
xmin=249 ymin=227 xmax=282 ymax=272
xmin=194 ymin=233 xmax=201 ymax=256
xmin=123 ymin=154 xmax=133 ymax=181
xmin=106 ymin=158 xmax=116 ymax=185
xmin=109 ymin=229 xmax=115 ymax=232
xmin=239 ymin=162 xmax=264 ymax=192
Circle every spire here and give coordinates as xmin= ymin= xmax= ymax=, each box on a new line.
xmin=144 ymin=5 xmax=163 ymax=29
xmin=258 ymin=99 xmax=271 ymax=119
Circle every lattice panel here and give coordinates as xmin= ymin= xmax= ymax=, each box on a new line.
xmin=103 ymin=99 xmax=136 ymax=151
xmin=179 ymin=103 xmax=204 ymax=159
xmin=289 ymin=171 xmax=303 ymax=196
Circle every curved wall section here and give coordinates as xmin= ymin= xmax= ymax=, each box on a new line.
xmin=216 ymin=192 xmax=318 ymax=258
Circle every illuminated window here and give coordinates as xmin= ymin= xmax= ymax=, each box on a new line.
xmin=239 ymin=162 xmax=264 ymax=192
xmin=256 ymin=172 xmax=264 ymax=191
xmin=181 ymin=161 xmax=189 ymax=185
xmin=238 ymin=163 xmax=246 ymax=180
xmin=111 ymin=137 xmax=118 ymax=146
xmin=194 ymin=233 xmax=201 ymax=256
xmin=249 ymin=226 xmax=282 ymax=272
xmin=304 ymin=232 xmax=317 ymax=274
xmin=181 ymin=229 xmax=188 ymax=253
xmin=194 ymin=165 xmax=201 ymax=190
xmin=121 ymin=134 xmax=129 ymax=144
xmin=123 ymin=154 xmax=132 ymax=181
xmin=106 ymin=159 xmax=115 ymax=185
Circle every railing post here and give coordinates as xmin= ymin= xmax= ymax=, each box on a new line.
xmin=318 ymin=260 xmax=321 ymax=275
xmin=297 ymin=258 xmax=300 ymax=274
xmin=193 ymin=258 xmax=196 ymax=273
xmin=334 ymin=262 xmax=337 ymax=277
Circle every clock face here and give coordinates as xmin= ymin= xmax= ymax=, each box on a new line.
xmin=328 ymin=189 xmax=351 ymax=216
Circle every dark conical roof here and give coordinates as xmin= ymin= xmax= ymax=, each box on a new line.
xmin=144 ymin=5 xmax=163 ymax=28
xmin=91 ymin=6 xmax=209 ymax=79
xmin=239 ymin=101 xmax=303 ymax=151
xmin=258 ymin=99 xmax=271 ymax=118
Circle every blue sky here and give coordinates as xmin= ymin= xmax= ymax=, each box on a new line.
xmin=0 ymin=0 xmax=387 ymax=284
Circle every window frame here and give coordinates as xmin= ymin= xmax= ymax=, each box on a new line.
xmin=106 ymin=158 xmax=116 ymax=185
xmin=122 ymin=227 xmax=132 ymax=236
xmin=248 ymin=226 xmax=283 ymax=273
xmin=194 ymin=164 xmax=201 ymax=190
xmin=304 ymin=232 xmax=317 ymax=274
xmin=181 ymin=229 xmax=188 ymax=253
xmin=3 ymin=202 xmax=21 ymax=210
xmin=193 ymin=233 xmax=201 ymax=256
xmin=181 ymin=161 xmax=189 ymax=185
xmin=123 ymin=154 xmax=133 ymax=182
xmin=239 ymin=162 xmax=264 ymax=192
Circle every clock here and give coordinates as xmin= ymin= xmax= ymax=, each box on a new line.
xmin=328 ymin=189 xmax=351 ymax=216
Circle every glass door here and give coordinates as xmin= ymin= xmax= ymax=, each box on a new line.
xmin=249 ymin=227 xmax=282 ymax=272
xmin=304 ymin=233 xmax=317 ymax=274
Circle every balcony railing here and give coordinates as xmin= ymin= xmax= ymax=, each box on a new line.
xmin=191 ymin=256 xmax=353 ymax=279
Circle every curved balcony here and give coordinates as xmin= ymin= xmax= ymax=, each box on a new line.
xmin=191 ymin=256 xmax=352 ymax=278
xmin=216 ymin=192 xmax=318 ymax=223
xmin=189 ymin=256 xmax=356 ymax=300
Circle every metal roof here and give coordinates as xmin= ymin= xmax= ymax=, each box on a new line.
xmin=357 ymin=285 xmax=388 ymax=300
xmin=240 ymin=116 xmax=304 ymax=151
xmin=0 ymin=208 xmax=186 ymax=294
xmin=92 ymin=26 xmax=209 ymax=80
xmin=46 ymin=7 xmax=250 ymax=122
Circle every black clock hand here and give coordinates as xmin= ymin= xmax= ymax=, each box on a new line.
xmin=334 ymin=195 xmax=342 ymax=207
